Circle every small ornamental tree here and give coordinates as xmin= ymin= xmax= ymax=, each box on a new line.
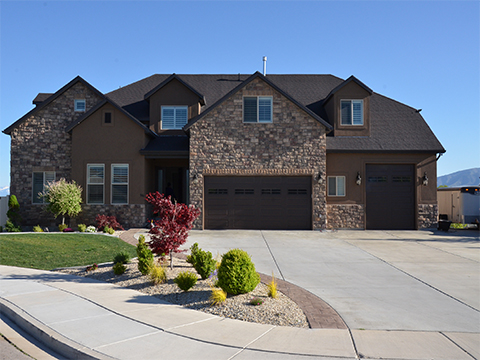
xmin=40 ymin=178 xmax=82 ymax=226
xmin=146 ymin=192 xmax=200 ymax=269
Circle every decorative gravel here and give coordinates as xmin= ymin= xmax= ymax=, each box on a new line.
xmin=53 ymin=256 xmax=309 ymax=328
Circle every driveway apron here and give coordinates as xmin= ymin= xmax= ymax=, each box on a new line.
xmin=186 ymin=230 xmax=480 ymax=333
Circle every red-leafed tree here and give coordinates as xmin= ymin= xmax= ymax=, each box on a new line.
xmin=145 ymin=192 xmax=200 ymax=269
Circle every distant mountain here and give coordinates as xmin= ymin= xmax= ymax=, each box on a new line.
xmin=0 ymin=186 xmax=9 ymax=197
xmin=437 ymin=168 xmax=480 ymax=187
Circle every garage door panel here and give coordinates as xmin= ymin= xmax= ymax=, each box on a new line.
xmin=204 ymin=176 xmax=311 ymax=230
xmin=366 ymin=164 xmax=415 ymax=230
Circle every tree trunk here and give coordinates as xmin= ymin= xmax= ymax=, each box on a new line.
xmin=170 ymin=250 xmax=173 ymax=270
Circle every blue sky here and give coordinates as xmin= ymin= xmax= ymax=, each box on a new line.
xmin=1 ymin=0 xmax=479 ymax=190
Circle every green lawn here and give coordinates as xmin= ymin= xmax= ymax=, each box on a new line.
xmin=0 ymin=233 xmax=136 ymax=270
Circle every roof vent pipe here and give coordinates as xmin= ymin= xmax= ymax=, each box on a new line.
xmin=263 ymin=56 xmax=267 ymax=76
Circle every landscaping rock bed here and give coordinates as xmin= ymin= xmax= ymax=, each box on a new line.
xmin=54 ymin=256 xmax=309 ymax=328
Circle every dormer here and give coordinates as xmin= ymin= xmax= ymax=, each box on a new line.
xmin=144 ymin=74 xmax=206 ymax=134
xmin=323 ymin=76 xmax=372 ymax=137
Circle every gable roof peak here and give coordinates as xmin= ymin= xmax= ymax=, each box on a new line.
xmin=3 ymin=75 xmax=104 ymax=135
xmin=144 ymin=73 xmax=206 ymax=106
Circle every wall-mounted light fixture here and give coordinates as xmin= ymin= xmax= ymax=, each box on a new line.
xmin=316 ymin=172 xmax=322 ymax=184
xmin=192 ymin=173 xmax=199 ymax=184
xmin=422 ymin=172 xmax=428 ymax=186
xmin=356 ymin=172 xmax=362 ymax=186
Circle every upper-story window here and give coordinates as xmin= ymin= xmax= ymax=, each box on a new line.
xmin=341 ymin=100 xmax=363 ymax=125
xmin=161 ymin=106 xmax=188 ymax=129
xmin=244 ymin=96 xmax=272 ymax=123
xmin=74 ymin=99 xmax=86 ymax=112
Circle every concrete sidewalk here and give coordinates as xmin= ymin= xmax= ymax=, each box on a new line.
xmin=1 ymin=229 xmax=479 ymax=359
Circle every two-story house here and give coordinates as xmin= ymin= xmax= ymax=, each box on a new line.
xmin=3 ymin=72 xmax=445 ymax=230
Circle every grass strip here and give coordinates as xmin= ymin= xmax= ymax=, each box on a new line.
xmin=0 ymin=233 xmax=136 ymax=270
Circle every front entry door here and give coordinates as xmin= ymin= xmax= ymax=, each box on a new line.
xmin=156 ymin=167 xmax=188 ymax=204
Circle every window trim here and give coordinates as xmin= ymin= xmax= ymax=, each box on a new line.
xmin=102 ymin=110 xmax=114 ymax=126
xmin=327 ymin=176 xmax=346 ymax=197
xmin=74 ymin=99 xmax=86 ymax=112
xmin=340 ymin=99 xmax=364 ymax=126
xmin=161 ymin=105 xmax=188 ymax=130
xmin=243 ymin=96 xmax=273 ymax=123
xmin=87 ymin=164 xmax=105 ymax=205
xmin=32 ymin=171 xmax=55 ymax=204
xmin=111 ymin=164 xmax=129 ymax=205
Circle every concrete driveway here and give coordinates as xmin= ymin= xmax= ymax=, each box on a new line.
xmin=186 ymin=229 xmax=480 ymax=333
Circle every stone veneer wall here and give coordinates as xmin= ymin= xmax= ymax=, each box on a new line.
xmin=77 ymin=205 xmax=146 ymax=229
xmin=9 ymin=82 xmax=103 ymax=227
xmin=326 ymin=204 xmax=365 ymax=229
xmin=189 ymin=77 xmax=327 ymax=229
xmin=418 ymin=203 xmax=438 ymax=229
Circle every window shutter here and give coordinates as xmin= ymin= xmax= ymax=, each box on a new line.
xmin=162 ymin=108 xmax=175 ymax=129
xmin=341 ymin=101 xmax=351 ymax=125
xmin=244 ymin=97 xmax=257 ymax=123
xmin=175 ymin=107 xmax=188 ymax=128
xmin=258 ymin=97 xmax=272 ymax=122
xmin=352 ymin=101 xmax=363 ymax=125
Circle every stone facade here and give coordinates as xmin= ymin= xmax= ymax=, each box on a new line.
xmin=418 ymin=203 xmax=438 ymax=229
xmin=189 ymin=77 xmax=327 ymax=229
xmin=77 ymin=204 xmax=146 ymax=229
xmin=9 ymin=81 xmax=103 ymax=227
xmin=326 ymin=204 xmax=365 ymax=229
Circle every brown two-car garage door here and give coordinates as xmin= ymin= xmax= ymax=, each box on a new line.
xmin=366 ymin=164 xmax=415 ymax=230
xmin=204 ymin=176 xmax=312 ymax=230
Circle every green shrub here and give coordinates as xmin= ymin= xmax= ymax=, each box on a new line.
xmin=6 ymin=195 xmax=22 ymax=228
xmin=217 ymin=249 xmax=260 ymax=295
xmin=33 ymin=225 xmax=43 ymax=233
xmin=5 ymin=220 xmax=21 ymax=232
xmin=113 ymin=262 xmax=126 ymax=275
xmin=100 ymin=225 xmax=114 ymax=235
xmin=149 ymin=263 xmax=167 ymax=285
xmin=174 ymin=271 xmax=198 ymax=292
xmin=58 ymin=224 xmax=68 ymax=232
xmin=78 ymin=224 xmax=87 ymax=232
xmin=0 ymin=226 xmax=3 ymax=232
xmin=186 ymin=242 xmax=217 ymax=280
xmin=210 ymin=287 xmax=227 ymax=305
xmin=113 ymin=251 xmax=131 ymax=264
xmin=137 ymin=235 xmax=154 ymax=275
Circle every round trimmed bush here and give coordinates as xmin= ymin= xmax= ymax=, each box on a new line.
xmin=217 ymin=249 xmax=260 ymax=295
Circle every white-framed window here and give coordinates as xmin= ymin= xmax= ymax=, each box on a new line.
xmin=243 ymin=96 xmax=273 ymax=123
xmin=341 ymin=100 xmax=363 ymax=125
xmin=328 ymin=176 xmax=346 ymax=196
xmin=74 ymin=99 xmax=86 ymax=112
xmin=32 ymin=171 xmax=55 ymax=204
xmin=161 ymin=106 xmax=188 ymax=129
xmin=111 ymin=164 xmax=128 ymax=204
xmin=87 ymin=164 xmax=104 ymax=204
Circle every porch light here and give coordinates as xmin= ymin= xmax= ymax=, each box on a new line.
xmin=422 ymin=172 xmax=428 ymax=186
xmin=192 ymin=173 xmax=199 ymax=184
xmin=316 ymin=172 xmax=322 ymax=184
xmin=356 ymin=172 xmax=362 ymax=186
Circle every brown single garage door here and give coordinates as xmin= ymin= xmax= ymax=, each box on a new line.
xmin=366 ymin=164 xmax=415 ymax=230
xmin=204 ymin=176 xmax=311 ymax=230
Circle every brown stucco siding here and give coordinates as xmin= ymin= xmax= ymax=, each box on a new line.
xmin=189 ymin=77 xmax=327 ymax=229
xmin=9 ymin=82 xmax=103 ymax=227
xmin=70 ymin=103 xmax=148 ymax=227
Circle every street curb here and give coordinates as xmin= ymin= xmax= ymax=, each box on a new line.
xmin=0 ymin=298 xmax=115 ymax=360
